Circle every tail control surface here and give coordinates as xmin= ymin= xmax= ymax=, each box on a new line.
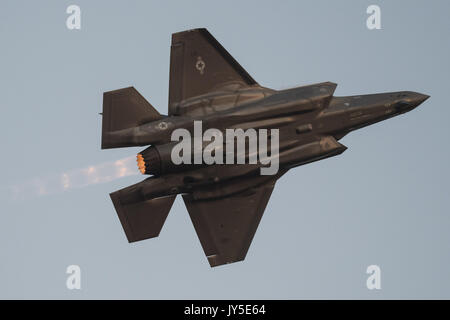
xmin=101 ymin=87 xmax=162 ymax=149
xmin=110 ymin=190 xmax=176 ymax=243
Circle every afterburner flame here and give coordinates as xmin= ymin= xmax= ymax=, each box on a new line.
xmin=136 ymin=153 xmax=146 ymax=174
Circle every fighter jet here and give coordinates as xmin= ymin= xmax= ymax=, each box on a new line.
xmin=101 ymin=28 xmax=429 ymax=267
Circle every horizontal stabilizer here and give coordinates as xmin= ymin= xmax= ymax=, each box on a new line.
xmin=102 ymin=87 xmax=162 ymax=149
xmin=110 ymin=191 xmax=176 ymax=243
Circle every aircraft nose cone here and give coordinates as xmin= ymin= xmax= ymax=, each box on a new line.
xmin=408 ymin=92 xmax=430 ymax=108
xmin=412 ymin=92 xmax=430 ymax=106
xmin=396 ymin=92 xmax=430 ymax=111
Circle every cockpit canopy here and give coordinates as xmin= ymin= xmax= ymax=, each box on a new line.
xmin=175 ymin=82 xmax=274 ymax=117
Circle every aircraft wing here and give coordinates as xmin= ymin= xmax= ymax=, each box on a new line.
xmin=168 ymin=28 xmax=257 ymax=115
xmin=182 ymin=179 xmax=276 ymax=267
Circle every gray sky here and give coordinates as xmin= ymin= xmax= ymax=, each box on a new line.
xmin=1 ymin=0 xmax=449 ymax=299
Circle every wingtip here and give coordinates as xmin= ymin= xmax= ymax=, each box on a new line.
xmin=207 ymin=254 xmax=245 ymax=267
xmin=172 ymin=27 xmax=209 ymax=39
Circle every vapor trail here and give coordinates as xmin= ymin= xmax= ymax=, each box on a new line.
xmin=10 ymin=156 xmax=139 ymax=200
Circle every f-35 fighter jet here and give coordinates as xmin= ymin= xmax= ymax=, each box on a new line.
xmin=101 ymin=28 xmax=429 ymax=267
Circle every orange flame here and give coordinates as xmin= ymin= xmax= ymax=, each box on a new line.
xmin=136 ymin=154 xmax=146 ymax=174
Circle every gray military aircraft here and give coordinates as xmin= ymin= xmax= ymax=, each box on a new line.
xmin=101 ymin=28 xmax=429 ymax=267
